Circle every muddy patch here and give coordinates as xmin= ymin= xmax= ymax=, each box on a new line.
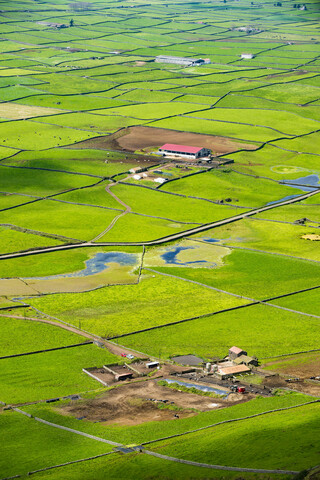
xmin=70 ymin=126 xmax=258 ymax=156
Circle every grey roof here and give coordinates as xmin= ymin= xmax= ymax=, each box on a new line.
xmin=171 ymin=354 xmax=203 ymax=366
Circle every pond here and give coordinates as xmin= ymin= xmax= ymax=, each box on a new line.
xmin=161 ymin=246 xmax=214 ymax=266
xmin=164 ymin=378 xmax=228 ymax=396
xmin=23 ymin=251 xmax=138 ymax=281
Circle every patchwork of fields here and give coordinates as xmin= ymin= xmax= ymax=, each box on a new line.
xmin=0 ymin=0 xmax=319 ymax=478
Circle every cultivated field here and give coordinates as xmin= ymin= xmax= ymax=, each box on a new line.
xmin=0 ymin=0 xmax=319 ymax=478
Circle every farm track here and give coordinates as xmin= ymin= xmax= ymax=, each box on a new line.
xmin=0 ymin=187 xmax=318 ymax=261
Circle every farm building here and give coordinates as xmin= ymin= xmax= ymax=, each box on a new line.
xmin=241 ymin=53 xmax=255 ymax=59
xmin=159 ymin=143 xmax=211 ymax=159
xmin=155 ymin=55 xmax=211 ymax=66
xmin=229 ymin=346 xmax=248 ymax=360
xmin=217 ymin=364 xmax=251 ymax=379
xmin=233 ymin=355 xmax=258 ymax=367
xmin=154 ymin=177 xmax=167 ymax=184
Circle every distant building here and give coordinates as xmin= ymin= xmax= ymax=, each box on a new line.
xmin=241 ymin=53 xmax=255 ymax=59
xmin=229 ymin=346 xmax=247 ymax=360
xmin=155 ymin=55 xmax=211 ymax=66
xmin=132 ymin=174 xmax=141 ymax=180
xmin=159 ymin=143 xmax=211 ymax=160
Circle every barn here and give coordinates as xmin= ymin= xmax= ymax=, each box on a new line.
xmin=159 ymin=143 xmax=211 ymax=159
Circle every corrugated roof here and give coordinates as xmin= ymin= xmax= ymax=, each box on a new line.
xmin=218 ymin=365 xmax=251 ymax=375
xmin=160 ymin=143 xmax=202 ymax=154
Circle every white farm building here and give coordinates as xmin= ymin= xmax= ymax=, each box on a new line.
xmin=159 ymin=143 xmax=211 ymax=160
xmin=155 ymin=55 xmax=211 ymax=66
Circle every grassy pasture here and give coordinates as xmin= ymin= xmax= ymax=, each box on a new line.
xmin=4 ymin=148 xmax=138 ymax=177
xmin=0 ymin=120 xmax=97 ymax=150
xmin=14 ymin=94 xmax=128 ymax=111
xmin=191 ymin=108 xmax=320 ymax=136
xmin=0 ymin=411 xmax=113 ymax=479
xmin=153 ymin=247 xmax=320 ymax=299
xmin=0 ymin=226 xmax=62 ymax=255
xmin=0 ymin=200 xmax=117 ymax=241
xmin=0 ymin=316 xmax=85 ymax=356
xmin=149 ymin=116 xmax=288 ymax=142
xmin=194 ymin=217 xmax=320 ymax=261
xmin=150 ymin=402 xmax=320 ymax=471
xmin=0 ymin=165 xmax=98 ymax=196
xmin=0 ymin=343 xmax=119 ymax=403
xmin=161 ymin=169 xmax=302 ymax=207
xmin=27 ymin=273 xmax=247 ymax=338
xmin=94 ymin=102 xmax=204 ymax=120
xmin=120 ymin=302 xmax=320 ymax=359
xmin=270 ymin=288 xmax=320 ymax=317
xmin=0 ymin=102 xmax=66 ymax=119
xmin=112 ymin=183 xmax=247 ymax=223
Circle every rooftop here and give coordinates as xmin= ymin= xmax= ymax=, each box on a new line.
xmin=218 ymin=365 xmax=251 ymax=375
xmin=160 ymin=143 xmax=203 ymax=154
xmin=229 ymin=346 xmax=244 ymax=354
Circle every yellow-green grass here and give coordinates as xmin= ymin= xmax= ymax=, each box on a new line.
xmin=0 ymin=411 xmax=113 ymax=479
xmin=256 ymin=203 xmax=320 ymax=223
xmin=0 ymin=316 xmax=86 ymax=356
xmin=272 ymin=132 xmax=320 ymax=156
xmin=0 ymin=165 xmax=98 ymax=196
xmin=13 ymin=450 xmax=291 ymax=480
xmin=0 ymin=120 xmax=97 ymax=150
xmin=190 ymin=108 xmax=320 ymax=136
xmin=94 ymin=102 xmax=204 ymax=120
xmin=149 ymin=116 xmax=288 ymax=143
xmin=152 ymin=247 xmax=320 ymax=299
xmin=269 ymin=288 xmax=320 ymax=316
xmin=112 ymin=183 xmax=248 ymax=223
xmin=193 ymin=217 xmax=320 ymax=261
xmin=120 ymin=303 xmax=320 ymax=359
xmin=36 ymin=111 xmax=144 ymax=133
xmin=161 ymin=169 xmax=302 ymax=207
xmin=4 ymin=149 xmax=139 ymax=177
xmin=0 ymin=226 xmax=63 ymax=255
xmin=27 ymin=273 xmax=248 ymax=338
xmin=98 ymin=212 xmax=200 ymax=243
xmin=0 ymin=102 xmax=66 ymax=120
xmin=243 ymin=82 xmax=320 ymax=104
xmin=261 ymin=351 xmax=320 ymax=372
xmin=0 ymin=343 xmax=120 ymax=403
xmin=149 ymin=402 xmax=320 ymax=472
xmin=24 ymin=389 xmax=312 ymax=447
xmin=0 ymin=200 xmax=118 ymax=241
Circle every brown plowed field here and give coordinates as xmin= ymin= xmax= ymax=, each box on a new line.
xmin=70 ymin=126 xmax=258 ymax=155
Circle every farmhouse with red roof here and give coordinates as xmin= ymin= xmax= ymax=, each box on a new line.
xmin=158 ymin=143 xmax=211 ymax=160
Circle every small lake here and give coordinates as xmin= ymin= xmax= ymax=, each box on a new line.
xmin=161 ymin=246 xmax=214 ymax=266
xmin=164 ymin=378 xmax=228 ymax=396
xmin=282 ymin=174 xmax=320 ymax=190
xmin=23 ymin=252 xmax=137 ymax=281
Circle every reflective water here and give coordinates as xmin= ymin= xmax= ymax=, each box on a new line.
xmin=23 ymin=252 xmax=137 ymax=280
xmin=164 ymin=378 xmax=228 ymax=395
xmin=161 ymin=246 xmax=213 ymax=266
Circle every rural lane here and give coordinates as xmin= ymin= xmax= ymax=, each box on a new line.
xmin=0 ymin=188 xmax=319 ymax=261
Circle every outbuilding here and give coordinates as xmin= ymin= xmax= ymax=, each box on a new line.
xmin=217 ymin=364 xmax=251 ymax=379
xmin=233 ymin=355 xmax=258 ymax=367
xmin=229 ymin=346 xmax=247 ymax=360
xmin=159 ymin=143 xmax=211 ymax=160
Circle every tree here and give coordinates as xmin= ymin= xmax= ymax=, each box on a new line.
xmin=69 ymin=18 xmax=74 ymax=27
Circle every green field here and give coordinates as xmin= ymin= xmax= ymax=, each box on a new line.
xmin=0 ymin=0 xmax=319 ymax=477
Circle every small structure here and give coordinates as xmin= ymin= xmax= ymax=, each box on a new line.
xmin=146 ymin=361 xmax=160 ymax=369
xmin=155 ymin=55 xmax=211 ymax=66
xmin=217 ymin=364 xmax=251 ymax=379
xmin=241 ymin=53 xmax=255 ymax=59
xmin=233 ymin=355 xmax=258 ymax=367
xmin=154 ymin=177 xmax=167 ymax=184
xmin=159 ymin=143 xmax=211 ymax=160
xmin=229 ymin=346 xmax=247 ymax=360
xmin=132 ymin=174 xmax=141 ymax=180
xmin=103 ymin=364 xmax=134 ymax=381
xmin=129 ymin=167 xmax=145 ymax=174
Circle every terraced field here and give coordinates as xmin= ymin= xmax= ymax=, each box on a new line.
xmin=0 ymin=0 xmax=319 ymax=478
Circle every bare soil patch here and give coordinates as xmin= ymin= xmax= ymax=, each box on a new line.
xmin=70 ymin=126 xmax=258 ymax=156
xmin=60 ymin=378 xmax=249 ymax=426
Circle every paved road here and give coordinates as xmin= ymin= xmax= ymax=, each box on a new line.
xmin=0 ymin=188 xmax=318 ymax=261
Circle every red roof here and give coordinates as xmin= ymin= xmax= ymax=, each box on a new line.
xmin=160 ymin=143 xmax=203 ymax=154
xmin=229 ymin=346 xmax=244 ymax=354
